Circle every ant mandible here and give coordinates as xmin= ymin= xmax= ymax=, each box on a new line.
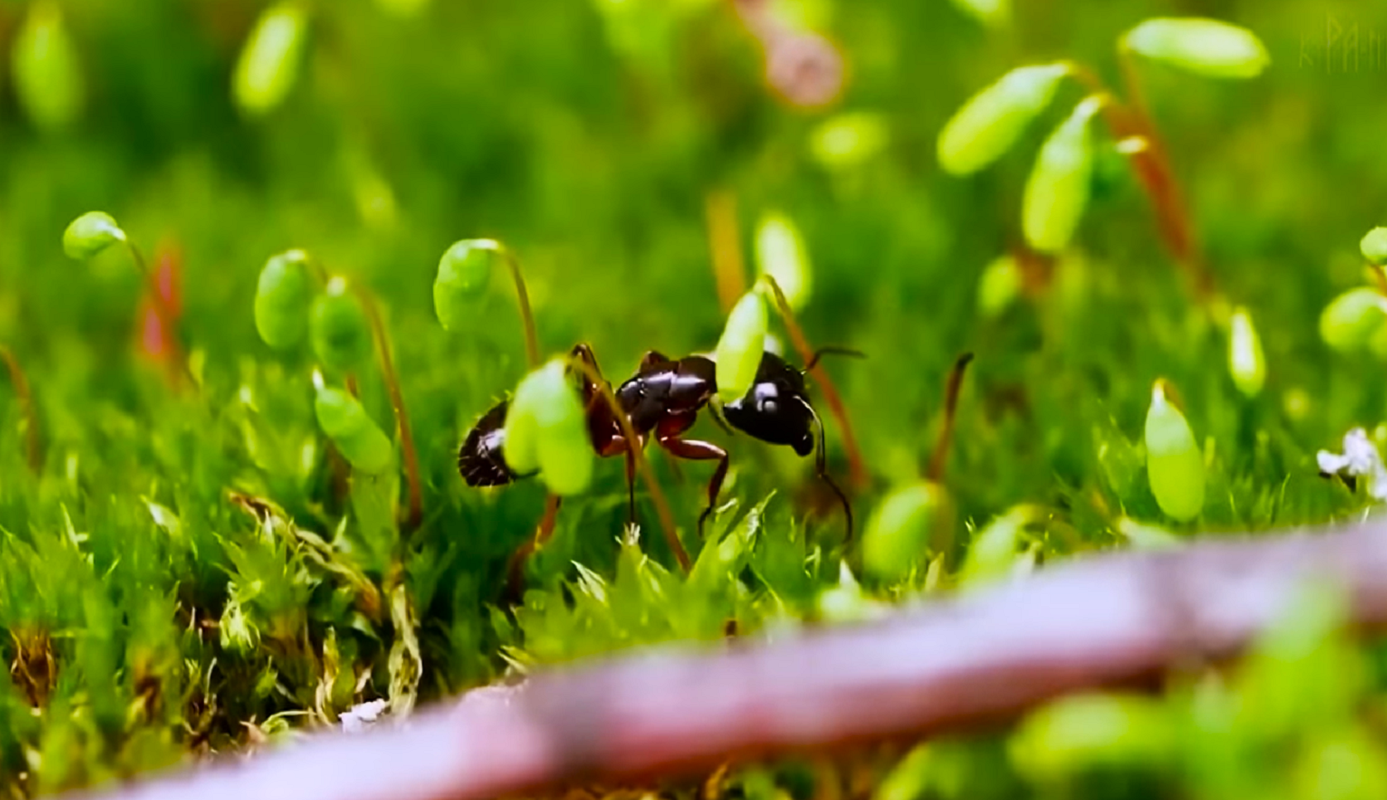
xmin=458 ymin=343 xmax=857 ymax=539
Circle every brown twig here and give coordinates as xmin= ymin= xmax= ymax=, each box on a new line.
xmin=351 ymin=286 xmax=425 ymax=533
xmin=565 ymin=356 xmax=690 ymax=572
xmin=70 ymin=519 xmax=1387 ymax=800
xmin=762 ymin=276 xmax=867 ymax=491
xmin=0 ymin=346 xmax=40 ymax=472
xmin=705 ymin=190 xmax=748 ymax=315
xmin=925 ymin=353 xmax=974 ymax=483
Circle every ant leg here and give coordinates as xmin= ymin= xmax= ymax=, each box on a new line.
xmin=808 ymin=403 xmax=854 ymax=544
xmin=596 ymin=434 xmax=639 ymax=526
xmin=638 ymin=350 xmax=669 ymax=370
xmin=570 ymin=342 xmax=600 ymax=364
xmin=803 ymin=346 xmax=867 ymax=372
xmin=657 ymin=437 xmax=730 ymax=539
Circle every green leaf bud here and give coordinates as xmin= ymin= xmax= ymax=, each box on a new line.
xmin=1144 ymin=381 xmax=1205 ymax=522
xmin=1320 ymin=288 xmax=1387 ymax=353
xmin=862 ymin=482 xmax=945 ymax=582
xmin=715 ymin=291 xmax=768 ymax=404
xmin=62 ymin=211 xmax=126 ymax=260
xmin=1228 ymin=307 xmax=1267 ymax=397
xmin=254 ymin=250 xmax=314 ymax=349
xmin=313 ymin=374 xmax=393 ymax=474
xmin=1123 ymin=18 xmax=1270 ymax=80
xmin=1361 ymin=227 xmax=1387 ymax=266
xmin=978 ymin=254 xmax=1023 ymax=317
xmin=1009 ymin=694 xmax=1174 ymax=780
xmin=434 ymin=239 xmax=500 ymax=331
xmin=233 ymin=1 xmax=309 ymax=117
xmin=937 ymin=63 xmax=1070 ymax=176
xmin=808 ymin=111 xmax=889 ymax=170
xmin=503 ymin=360 xmax=594 ymax=495
xmin=1023 ymin=97 xmax=1102 ymax=254
xmin=310 ymin=277 xmax=373 ymax=372
xmin=754 ymin=212 xmax=812 ymax=310
xmin=12 ymin=0 xmax=85 ymax=132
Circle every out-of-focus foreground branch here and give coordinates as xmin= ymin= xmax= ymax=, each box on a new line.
xmin=68 ymin=519 xmax=1387 ymax=800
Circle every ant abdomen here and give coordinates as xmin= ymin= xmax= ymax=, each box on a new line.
xmin=458 ymin=399 xmax=516 ymax=487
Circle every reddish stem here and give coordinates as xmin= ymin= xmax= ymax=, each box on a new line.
xmin=0 ymin=346 xmax=40 ymax=472
xmin=125 ymin=242 xmax=195 ymax=386
xmin=925 ymin=353 xmax=974 ymax=483
xmin=499 ymin=247 xmax=542 ymax=370
xmin=353 ymin=287 xmax=425 ymax=533
xmin=1063 ymin=62 xmax=1213 ymax=299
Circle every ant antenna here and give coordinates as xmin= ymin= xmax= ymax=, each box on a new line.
xmin=804 ymin=346 xmax=866 ymax=373
xmin=806 ymin=399 xmax=854 ymax=544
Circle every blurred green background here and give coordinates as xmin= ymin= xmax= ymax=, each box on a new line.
xmin=4 ymin=0 xmax=1387 ymax=795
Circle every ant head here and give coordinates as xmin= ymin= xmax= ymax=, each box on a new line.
xmin=721 ymin=352 xmax=815 ymax=457
xmin=458 ymin=399 xmax=515 ymax=487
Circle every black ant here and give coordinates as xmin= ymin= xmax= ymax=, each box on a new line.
xmin=458 ymin=343 xmax=858 ymax=539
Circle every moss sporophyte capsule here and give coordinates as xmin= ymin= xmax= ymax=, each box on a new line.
xmin=1023 ymin=96 xmax=1102 ymax=255
xmin=715 ymin=291 xmax=769 ymax=404
xmin=254 ymin=250 xmax=314 ymax=350
xmin=233 ymin=1 xmax=309 ymax=116
xmin=502 ymin=360 xmax=593 ymax=496
xmin=808 ymin=112 xmax=888 ymax=170
xmin=978 ymin=254 xmax=1023 ymax=318
xmin=1228 ymin=307 xmax=1267 ymax=398
xmin=313 ymin=374 xmax=394 ymax=475
xmin=1320 ymin=288 xmax=1387 ymax=353
xmin=1122 ymin=18 xmax=1271 ymax=80
xmin=937 ymin=63 xmax=1070 ymax=176
xmin=1144 ymin=381 xmax=1204 ymax=523
xmin=12 ymin=0 xmax=85 ymax=132
xmin=862 ymin=482 xmax=945 ymax=582
xmin=755 ymin=213 xmax=812 ymax=311
xmin=434 ymin=239 xmax=501 ymax=332
xmin=1361 ymin=227 xmax=1387 ymax=266
xmin=63 ymin=212 xmax=126 ymax=260
xmin=311 ymin=277 xmax=373 ymax=372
